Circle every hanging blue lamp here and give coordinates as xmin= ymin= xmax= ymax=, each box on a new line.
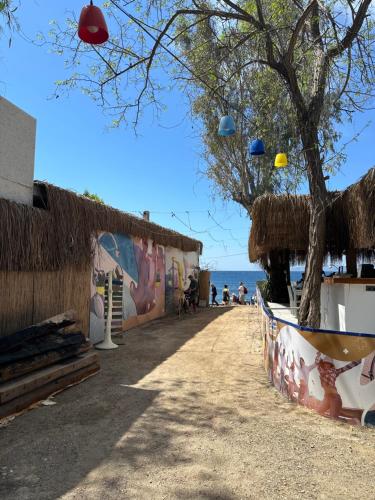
xmin=218 ymin=115 xmax=236 ymax=136
xmin=249 ymin=139 xmax=265 ymax=156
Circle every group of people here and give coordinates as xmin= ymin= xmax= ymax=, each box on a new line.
xmin=211 ymin=282 xmax=253 ymax=306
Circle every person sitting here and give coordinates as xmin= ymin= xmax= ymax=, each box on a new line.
xmin=295 ymin=272 xmax=305 ymax=290
xmin=222 ymin=285 xmax=230 ymax=305
xmin=232 ymin=293 xmax=239 ymax=304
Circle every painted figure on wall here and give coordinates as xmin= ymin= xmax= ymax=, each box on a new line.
xmin=294 ymin=355 xmax=315 ymax=405
xmin=90 ymin=232 xmax=166 ymax=343
xmin=130 ymin=239 xmax=155 ymax=315
xmin=90 ymin=268 xmax=106 ymax=319
xmin=257 ymin=287 xmax=375 ymax=427
xmin=314 ymin=353 xmax=360 ymax=419
xmin=165 ymin=250 xmax=199 ymax=314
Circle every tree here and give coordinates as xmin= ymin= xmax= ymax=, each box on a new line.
xmin=0 ymin=1 xmax=19 ymax=41
xmin=82 ymin=190 xmax=104 ymax=204
xmin=50 ymin=0 xmax=375 ymax=327
xmin=178 ymin=15 xmax=336 ymax=213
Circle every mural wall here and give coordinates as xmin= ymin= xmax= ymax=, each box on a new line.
xmin=258 ymin=289 xmax=375 ymax=426
xmin=90 ymin=232 xmax=166 ymax=343
xmin=165 ymin=249 xmax=200 ymax=314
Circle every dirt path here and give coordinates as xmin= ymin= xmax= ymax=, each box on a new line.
xmin=1 ymin=307 xmax=375 ymax=499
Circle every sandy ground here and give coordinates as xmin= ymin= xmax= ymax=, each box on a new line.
xmin=1 ymin=306 xmax=375 ymax=500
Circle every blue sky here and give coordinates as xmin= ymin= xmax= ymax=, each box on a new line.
xmin=1 ymin=1 xmax=374 ymax=270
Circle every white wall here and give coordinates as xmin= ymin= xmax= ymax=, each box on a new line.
xmin=0 ymin=98 xmax=36 ymax=206
xmin=321 ymin=282 xmax=375 ymax=333
xmin=345 ymin=285 xmax=375 ymax=333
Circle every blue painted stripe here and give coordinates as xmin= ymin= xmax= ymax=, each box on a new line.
xmin=256 ymin=287 xmax=375 ymax=339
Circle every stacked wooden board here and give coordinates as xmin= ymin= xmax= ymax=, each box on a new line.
xmin=0 ymin=312 xmax=100 ymax=418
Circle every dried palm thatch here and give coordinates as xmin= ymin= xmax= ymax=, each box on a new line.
xmin=0 ymin=182 xmax=202 ymax=272
xmin=249 ymin=194 xmax=310 ymax=262
xmin=344 ymin=167 xmax=375 ymax=251
xmin=249 ymin=167 xmax=375 ymax=263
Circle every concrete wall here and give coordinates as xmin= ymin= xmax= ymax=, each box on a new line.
xmin=321 ymin=283 xmax=346 ymax=330
xmin=0 ymin=98 xmax=36 ymax=206
xmin=321 ymin=282 xmax=375 ymax=333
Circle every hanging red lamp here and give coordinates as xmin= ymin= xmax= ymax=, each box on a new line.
xmin=78 ymin=1 xmax=109 ymax=45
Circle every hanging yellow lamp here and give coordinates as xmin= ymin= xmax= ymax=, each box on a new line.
xmin=274 ymin=153 xmax=288 ymax=168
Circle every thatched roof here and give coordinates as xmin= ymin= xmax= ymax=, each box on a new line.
xmin=344 ymin=167 xmax=375 ymax=251
xmin=249 ymin=194 xmax=309 ymax=262
xmin=0 ymin=182 xmax=202 ymax=272
xmin=249 ymin=167 xmax=375 ymax=263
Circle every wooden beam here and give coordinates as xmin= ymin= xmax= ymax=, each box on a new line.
xmin=0 ymin=352 xmax=99 ymax=404
xmin=0 ymin=332 xmax=86 ymax=366
xmin=0 ymin=318 xmax=77 ymax=353
xmin=0 ymin=343 xmax=90 ymax=383
xmin=0 ymin=361 xmax=100 ymax=419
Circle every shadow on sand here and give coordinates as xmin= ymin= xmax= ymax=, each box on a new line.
xmin=0 ymin=307 xmax=235 ymax=499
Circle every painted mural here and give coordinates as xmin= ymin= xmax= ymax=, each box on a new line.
xmin=258 ymin=288 xmax=375 ymax=427
xmin=165 ymin=248 xmax=200 ymax=314
xmin=90 ymin=232 xmax=166 ymax=343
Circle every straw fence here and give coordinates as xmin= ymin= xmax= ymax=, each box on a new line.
xmin=0 ymin=268 xmax=90 ymax=337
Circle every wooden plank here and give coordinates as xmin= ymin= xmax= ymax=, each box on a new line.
xmin=324 ymin=277 xmax=375 ymax=285
xmin=0 ymin=345 xmax=83 ymax=383
xmin=0 ymin=318 xmax=76 ymax=353
xmin=0 ymin=352 xmax=99 ymax=404
xmin=0 ymin=332 xmax=86 ymax=366
xmin=0 ymin=362 xmax=100 ymax=419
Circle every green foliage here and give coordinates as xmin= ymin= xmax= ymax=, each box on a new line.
xmin=47 ymin=0 xmax=374 ymax=201
xmin=82 ymin=190 xmax=104 ymax=204
xmin=0 ymin=0 xmax=18 ymax=39
xmin=177 ymin=11 xmax=306 ymax=211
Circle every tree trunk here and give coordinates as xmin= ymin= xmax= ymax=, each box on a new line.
xmin=298 ymin=125 xmax=328 ymax=328
xmin=346 ymin=247 xmax=357 ymax=277
xmin=264 ymin=250 xmax=290 ymax=303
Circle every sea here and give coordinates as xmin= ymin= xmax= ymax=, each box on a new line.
xmin=210 ymin=270 xmax=303 ymax=302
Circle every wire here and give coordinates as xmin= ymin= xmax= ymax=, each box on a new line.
xmin=123 ymin=208 xmax=239 ymax=214
xmin=203 ymin=252 xmax=248 ymax=258
xmin=207 ymin=210 xmax=247 ymax=248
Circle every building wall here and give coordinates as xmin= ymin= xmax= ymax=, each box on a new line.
xmin=0 ymin=268 xmax=90 ymax=337
xmin=89 ymin=233 xmax=200 ymax=342
xmin=0 ymin=98 xmax=36 ymax=206
xmin=165 ymin=248 xmax=200 ymax=314
xmin=90 ymin=232 xmax=166 ymax=343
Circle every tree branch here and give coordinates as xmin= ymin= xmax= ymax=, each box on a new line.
xmin=287 ymin=0 xmax=317 ymax=62
xmin=327 ymin=0 xmax=372 ymax=59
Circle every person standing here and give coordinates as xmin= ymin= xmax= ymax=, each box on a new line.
xmin=222 ymin=284 xmax=230 ymax=305
xmin=211 ymin=283 xmax=219 ymax=306
xmin=186 ymin=274 xmax=198 ymax=313
xmin=238 ymin=282 xmax=246 ymax=304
